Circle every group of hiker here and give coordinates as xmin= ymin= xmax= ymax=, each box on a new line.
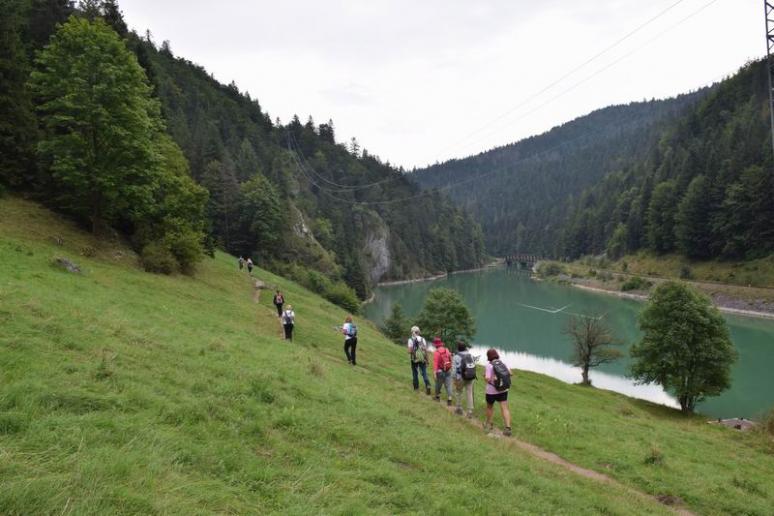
xmin=408 ymin=326 xmax=512 ymax=435
xmin=240 ymin=258 xmax=511 ymax=436
xmin=271 ymin=288 xmax=358 ymax=366
xmin=238 ymin=256 xmax=254 ymax=274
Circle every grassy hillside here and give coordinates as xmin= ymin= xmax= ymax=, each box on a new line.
xmin=1 ymin=197 xmax=772 ymax=514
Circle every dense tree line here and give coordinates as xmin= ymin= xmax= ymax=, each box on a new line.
xmin=559 ymin=60 xmax=774 ymax=261
xmin=0 ymin=0 xmax=485 ymax=299
xmin=1 ymin=1 xmax=206 ymax=273
xmin=414 ymin=93 xmax=706 ymax=257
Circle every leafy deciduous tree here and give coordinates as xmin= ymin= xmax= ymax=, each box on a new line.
xmin=630 ymin=281 xmax=737 ymax=414
xmin=29 ymin=17 xmax=159 ymax=233
xmin=415 ymin=288 xmax=475 ymax=345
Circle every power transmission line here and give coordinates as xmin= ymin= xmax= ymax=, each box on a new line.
xmin=431 ymin=0 xmax=690 ymax=160
xmin=287 ymin=0 xmax=728 ymax=207
xmin=288 ymin=107 xmax=684 ymax=206
xmin=451 ymin=0 xmax=723 ymax=155
xmin=287 ymin=131 xmax=401 ymax=191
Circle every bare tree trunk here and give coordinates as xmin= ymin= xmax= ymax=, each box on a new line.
xmin=582 ymin=364 xmax=590 ymax=386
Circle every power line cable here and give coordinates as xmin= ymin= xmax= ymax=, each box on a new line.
xmin=431 ymin=0 xmax=690 ymax=159
xmin=288 ymin=131 xmax=401 ymax=191
xmin=451 ymin=0 xmax=724 ymax=155
xmin=287 ymin=0 xmax=727 ymax=207
xmin=288 ymin=107 xmax=680 ymax=206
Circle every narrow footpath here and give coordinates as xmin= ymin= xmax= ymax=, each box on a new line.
xmin=249 ymin=276 xmax=693 ymax=515
xmin=440 ymin=402 xmax=695 ymax=515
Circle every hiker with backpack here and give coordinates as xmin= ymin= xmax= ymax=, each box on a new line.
xmin=342 ymin=315 xmax=358 ymax=365
xmin=246 ymin=258 xmax=254 ymax=274
xmin=238 ymin=256 xmax=244 ymax=270
xmin=273 ymin=290 xmax=285 ymax=317
xmin=484 ymin=348 xmax=512 ymax=436
xmin=281 ymin=304 xmax=295 ymax=341
xmin=453 ymin=342 xmax=476 ymax=417
xmin=407 ymin=326 xmax=431 ymax=394
xmin=432 ymin=336 xmax=453 ymax=406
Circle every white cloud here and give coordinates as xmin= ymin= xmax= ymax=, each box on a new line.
xmin=120 ymin=0 xmax=763 ymax=168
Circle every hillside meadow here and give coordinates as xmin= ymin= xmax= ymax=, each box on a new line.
xmin=1 ymin=197 xmax=772 ymax=515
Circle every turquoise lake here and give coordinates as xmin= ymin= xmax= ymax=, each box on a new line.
xmin=364 ymin=267 xmax=774 ymax=419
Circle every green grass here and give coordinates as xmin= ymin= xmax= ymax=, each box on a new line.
xmin=617 ymin=252 xmax=774 ymax=289
xmin=1 ymin=197 xmax=772 ymax=514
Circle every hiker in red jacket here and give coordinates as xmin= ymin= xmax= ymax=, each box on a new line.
xmin=432 ymin=336 xmax=453 ymax=405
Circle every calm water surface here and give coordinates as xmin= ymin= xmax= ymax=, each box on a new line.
xmin=364 ymin=267 xmax=774 ymax=419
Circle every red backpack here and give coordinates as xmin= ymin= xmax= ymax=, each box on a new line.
xmin=439 ymin=347 xmax=452 ymax=372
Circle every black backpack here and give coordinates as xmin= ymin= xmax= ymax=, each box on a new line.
xmin=460 ymin=352 xmax=477 ymax=380
xmin=492 ymin=359 xmax=511 ymax=390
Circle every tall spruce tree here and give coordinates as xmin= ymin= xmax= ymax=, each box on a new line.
xmin=646 ymin=180 xmax=677 ymax=253
xmin=0 ymin=0 xmax=37 ymax=188
xmin=675 ymin=175 xmax=712 ymax=259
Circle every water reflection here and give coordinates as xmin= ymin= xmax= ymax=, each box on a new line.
xmin=469 ymin=346 xmax=679 ymax=409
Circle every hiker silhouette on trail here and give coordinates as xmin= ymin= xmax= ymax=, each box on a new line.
xmin=273 ymin=290 xmax=285 ymax=317
xmin=453 ymin=342 xmax=476 ymax=418
xmin=246 ymin=258 xmax=254 ymax=274
xmin=281 ymin=304 xmax=295 ymax=341
xmin=238 ymin=256 xmax=244 ymax=270
xmin=432 ymin=336 xmax=453 ymax=406
xmin=342 ymin=315 xmax=358 ymax=365
xmin=484 ymin=348 xmax=512 ymax=436
xmin=407 ymin=326 xmax=431 ymax=394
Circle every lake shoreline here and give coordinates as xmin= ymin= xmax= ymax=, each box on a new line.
xmin=375 ymin=260 xmax=502 ymax=288
xmin=365 ymin=266 xmax=774 ymax=420
xmin=569 ymin=282 xmax=774 ymax=320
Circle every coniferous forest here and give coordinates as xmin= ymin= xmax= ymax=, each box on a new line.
xmin=415 ymin=59 xmax=774 ymax=263
xmin=0 ymin=0 xmax=486 ymax=307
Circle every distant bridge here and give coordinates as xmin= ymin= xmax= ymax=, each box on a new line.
xmin=504 ymin=254 xmax=542 ymax=270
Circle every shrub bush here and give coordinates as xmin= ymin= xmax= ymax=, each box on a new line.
xmin=621 ymin=276 xmax=652 ymax=292
xmin=164 ymin=227 xmax=204 ymax=275
xmin=141 ymin=242 xmax=178 ymax=274
xmin=537 ymin=262 xmax=564 ymax=277
xmin=276 ymin=263 xmax=360 ymax=313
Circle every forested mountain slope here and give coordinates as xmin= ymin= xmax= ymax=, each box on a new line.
xmin=0 ymin=0 xmax=484 ymax=304
xmin=141 ymin=41 xmax=485 ymax=296
xmin=414 ymin=91 xmax=707 ymax=256
xmin=559 ymin=59 xmax=774 ymax=261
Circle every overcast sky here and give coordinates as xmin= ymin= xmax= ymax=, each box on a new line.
xmin=120 ymin=0 xmax=762 ymax=169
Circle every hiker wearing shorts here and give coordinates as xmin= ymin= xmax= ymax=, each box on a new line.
xmin=484 ymin=348 xmax=512 ymax=436
xmin=453 ymin=342 xmax=475 ymax=417
xmin=273 ymin=290 xmax=284 ymax=317
xmin=407 ymin=326 xmax=431 ymax=394
xmin=281 ymin=305 xmax=295 ymax=341
xmin=432 ymin=336 xmax=453 ymax=406
xmin=342 ymin=315 xmax=357 ymax=365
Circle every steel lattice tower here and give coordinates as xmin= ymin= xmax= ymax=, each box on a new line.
xmin=765 ymin=1 xmax=774 ymax=155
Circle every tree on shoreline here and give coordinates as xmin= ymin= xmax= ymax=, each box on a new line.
xmin=415 ymin=288 xmax=475 ymax=345
xmin=564 ymin=315 xmax=622 ymax=386
xmin=382 ymin=303 xmax=408 ymax=345
xmin=630 ymin=281 xmax=736 ymax=414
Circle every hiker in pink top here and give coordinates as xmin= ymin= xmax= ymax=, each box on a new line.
xmin=432 ymin=337 xmax=453 ymax=405
xmin=484 ymin=348 xmax=512 ymax=436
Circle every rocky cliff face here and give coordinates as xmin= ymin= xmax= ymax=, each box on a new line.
xmin=361 ymin=211 xmax=391 ymax=284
